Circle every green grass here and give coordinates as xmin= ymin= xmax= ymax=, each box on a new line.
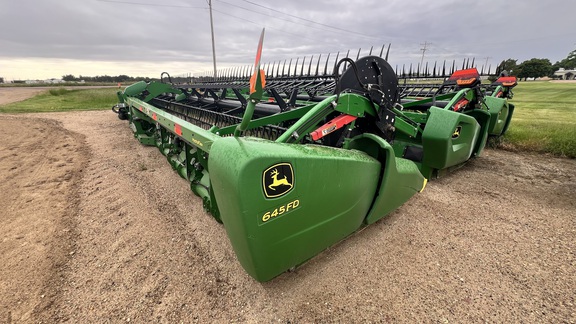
xmin=501 ymin=81 xmax=576 ymax=158
xmin=0 ymin=88 xmax=118 ymax=113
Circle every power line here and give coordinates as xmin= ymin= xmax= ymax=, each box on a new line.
xmin=239 ymin=0 xmax=382 ymax=40
xmin=99 ymin=0 xmax=316 ymax=43
xmin=96 ymin=0 xmax=206 ymax=9
xmin=214 ymin=0 xmax=384 ymax=42
xmin=214 ymin=0 xmax=339 ymax=37
xmin=211 ymin=8 xmax=317 ymax=42
xmin=98 ymin=0 xmax=318 ymax=72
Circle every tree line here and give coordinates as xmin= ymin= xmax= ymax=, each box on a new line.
xmin=499 ymin=49 xmax=575 ymax=80
xmin=61 ymin=74 xmax=154 ymax=83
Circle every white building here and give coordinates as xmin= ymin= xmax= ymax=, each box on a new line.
xmin=554 ymin=68 xmax=576 ymax=80
xmin=24 ymin=78 xmax=65 ymax=84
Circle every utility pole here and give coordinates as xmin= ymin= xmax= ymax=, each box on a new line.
xmin=208 ymin=0 xmax=217 ymax=80
xmin=420 ymin=41 xmax=431 ymax=70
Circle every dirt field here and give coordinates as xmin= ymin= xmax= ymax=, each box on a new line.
xmin=1 ymin=89 xmax=575 ymax=322
xmin=0 ymin=87 xmax=48 ymax=105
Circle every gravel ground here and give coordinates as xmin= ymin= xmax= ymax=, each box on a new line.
xmin=0 ymin=89 xmax=574 ymax=322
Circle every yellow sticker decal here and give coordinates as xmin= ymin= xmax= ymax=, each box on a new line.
xmin=192 ymin=138 xmax=203 ymax=147
xmin=261 ymin=199 xmax=300 ymax=223
xmin=452 ymin=126 xmax=462 ymax=139
xmin=263 ymin=163 xmax=294 ymax=198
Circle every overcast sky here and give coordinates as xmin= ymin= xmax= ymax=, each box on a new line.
xmin=1 ymin=0 xmax=575 ymax=80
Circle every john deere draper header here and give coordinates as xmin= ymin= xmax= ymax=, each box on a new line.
xmin=113 ymin=30 xmax=516 ymax=281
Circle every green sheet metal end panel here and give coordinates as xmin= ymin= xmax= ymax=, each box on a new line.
xmin=348 ymin=134 xmax=426 ymax=224
xmin=501 ymin=103 xmax=514 ymax=136
xmin=484 ymin=96 xmax=511 ymax=136
xmin=422 ymin=107 xmax=481 ymax=170
xmin=208 ymin=137 xmax=382 ymax=282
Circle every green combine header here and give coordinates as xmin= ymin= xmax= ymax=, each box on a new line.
xmin=112 ymin=33 xmax=516 ymax=281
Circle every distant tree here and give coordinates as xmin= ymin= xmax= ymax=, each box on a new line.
xmin=93 ymin=75 xmax=114 ymax=83
xmin=133 ymin=76 xmax=152 ymax=81
xmin=553 ymin=49 xmax=576 ymax=71
xmin=565 ymin=49 xmax=576 ymax=67
xmin=114 ymin=74 xmax=131 ymax=83
xmin=498 ymin=59 xmax=519 ymax=76
xmin=0 ymin=77 xmax=4 ymax=83
xmin=54 ymin=74 xmax=145 ymax=84
xmin=62 ymin=74 xmax=77 ymax=82
xmin=517 ymin=58 xmax=553 ymax=80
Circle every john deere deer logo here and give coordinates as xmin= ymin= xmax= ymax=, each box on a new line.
xmin=263 ymin=163 xmax=294 ymax=198
xmin=452 ymin=126 xmax=462 ymax=139
xmin=269 ymin=169 xmax=292 ymax=190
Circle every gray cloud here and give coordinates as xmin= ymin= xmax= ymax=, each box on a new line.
xmin=1 ymin=0 xmax=574 ymax=76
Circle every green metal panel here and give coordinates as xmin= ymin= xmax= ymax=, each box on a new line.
xmin=422 ymin=107 xmax=481 ymax=170
xmin=334 ymin=93 xmax=376 ymax=117
xmin=463 ymin=109 xmax=491 ymax=157
xmin=484 ymin=96 xmax=510 ymax=136
xmin=208 ymin=137 xmax=382 ymax=282
xmin=501 ymin=103 xmax=515 ymax=135
xmin=347 ymin=134 xmax=426 ymax=224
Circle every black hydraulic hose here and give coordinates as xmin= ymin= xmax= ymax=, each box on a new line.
xmin=334 ymin=57 xmax=365 ymax=98
xmin=160 ymin=72 xmax=173 ymax=84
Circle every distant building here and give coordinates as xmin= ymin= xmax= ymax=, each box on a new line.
xmin=554 ymin=68 xmax=576 ymax=80
xmin=44 ymin=78 xmax=65 ymax=84
xmin=24 ymin=78 xmax=64 ymax=84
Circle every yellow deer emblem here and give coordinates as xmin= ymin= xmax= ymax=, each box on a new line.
xmin=452 ymin=126 xmax=462 ymax=139
xmin=268 ymin=168 xmax=293 ymax=191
